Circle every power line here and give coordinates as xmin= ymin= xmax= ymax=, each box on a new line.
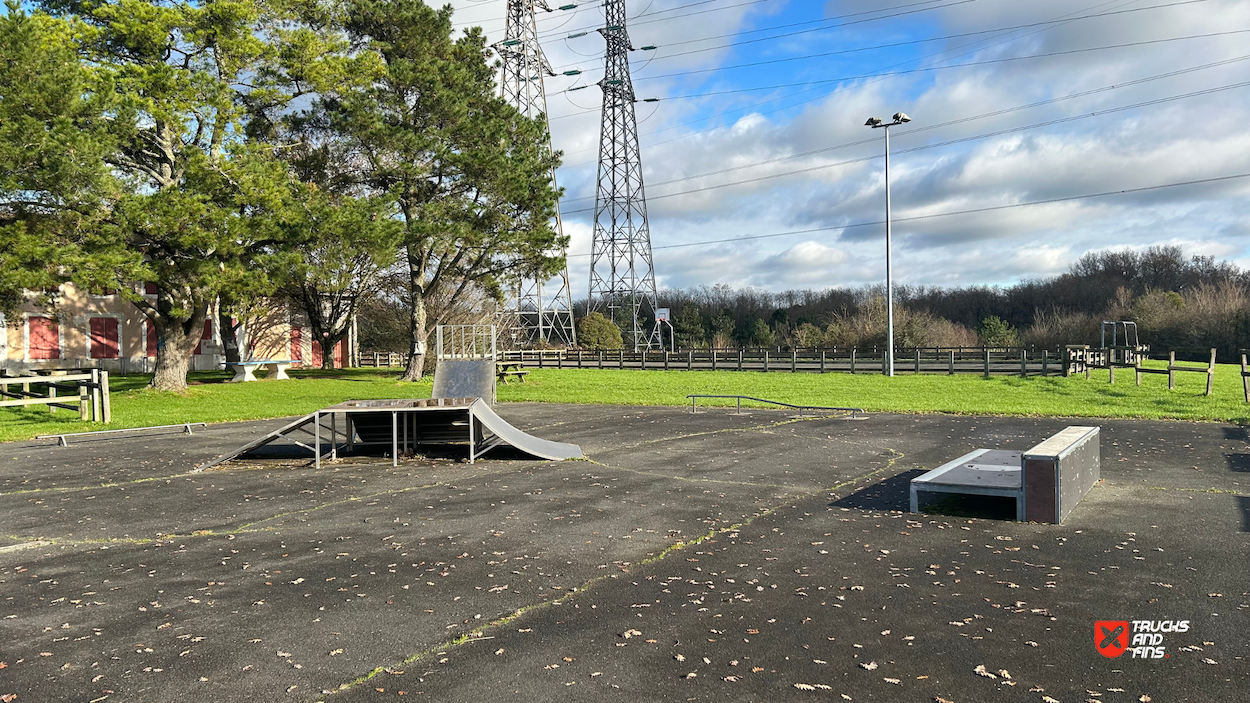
xmin=648 ymin=29 xmax=1250 ymax=100
xmin=560 ymin=53 xmax=1250 ymax=198
xmin=559 ymin=79 xmax=1250 ymax=212
xmin=565 ymin=172 xmax=1250 ymax=256
xmin=629 ymin=0 xmax=1214 ymax=78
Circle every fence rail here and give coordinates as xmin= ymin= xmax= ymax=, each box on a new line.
xmin=0 ymin=369 xmax=111 ymax=422
xmin=500 ymin=347 xmax=1066 ymax=377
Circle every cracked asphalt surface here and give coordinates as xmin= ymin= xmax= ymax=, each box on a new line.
xmin=1 ymin=403 xmax=1247 ymax=702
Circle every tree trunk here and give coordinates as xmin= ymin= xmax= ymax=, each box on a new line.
xmin=320 ymin=332 xmax=349 ymax=370
xmin=220 ymin=311 xmax=242 ymax=363
xmin=400 ymin=253 xmax=428 ymax=382
xmin=149 ymin=308 xmax=206 ymax=392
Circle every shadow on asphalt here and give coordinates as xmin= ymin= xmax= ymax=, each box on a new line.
xmin=1226 ymin=453 xmax=1250 ymax=472
xmin=1239 ymin=496 xmax=1250 ymax=532
xmin=830 ymin=469 xmax=925 ymax=511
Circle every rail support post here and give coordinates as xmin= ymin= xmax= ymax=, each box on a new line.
xmin=983 ymin=348 xmax=990 ymax=378
xmin=850 ymin=348 xmax=856 ymax=374
xmin=1168 ymin=351 xmax=1176 ymax=390
xmin=1242 ymin=352 xmax=1249 ymax=403
xmin=1206 ymin=348 xmax=1216 ymax=396
xmin=948 ymin=349 xmax=955 ymax=375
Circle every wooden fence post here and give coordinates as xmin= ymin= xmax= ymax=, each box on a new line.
xmin=1206 ymin=348 xmax=1216 ymax=396
xmin=78 ymin=380 xmax=89 ymax=421
xmin=711 ymin=349 xmax=717 ymax=371
xmin=850 ymin=348 xmax=856 ymax=374
xmin=791 ymin=350 xmax=797 ymax=372
xmin=820 ymin=350 xmax=826 ymax=373
xmin=738 ymin=349 xmax=743 ymax=371
xmin=619 ymin=349 xmax=624 ymax=369
xmin=1242 ymin=352 xmax=1249 ymax=403
xmin=983 ymin=348 xmax=990 ymax=378
xmin=100 ymin=371 xmax=111 ymax=424
xmin=90 ymin=369 xmax=101 ymax=422
xmin=763 ymin=349 xmax=769 ymax=372
xmin=948 ymin=349 xmax=955 ymax=375
xmin=1042 ymin=349 xmax=1048 ymax=376
xmin=1168 ymin=351 xmax=1175 ymax=390
xmin=1020 ymin=349 xmax=1027 ymax=377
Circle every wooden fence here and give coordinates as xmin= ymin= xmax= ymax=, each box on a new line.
xmin=500 ymin=347 xmax=1067 ymax=377
xmin=0 ymin=369 xmax=112 ymax=422
xmin=358 ymin=351 xmax=405 ymax=368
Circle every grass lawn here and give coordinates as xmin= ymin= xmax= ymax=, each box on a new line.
xmin=1 ymin=361 xmax=1247 ymax=443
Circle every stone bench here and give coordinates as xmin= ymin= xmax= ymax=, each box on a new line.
xmin=227 ymin=360 xmax=295 ymax=383
xmin=910 ymin=426 xmax=1100 ymax=524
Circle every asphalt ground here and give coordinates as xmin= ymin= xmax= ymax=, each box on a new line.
xmin=0 ymin=404 xmax=1247 ymax=703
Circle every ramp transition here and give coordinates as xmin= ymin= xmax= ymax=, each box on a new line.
xmin=198 ymin=398 xmax=581 ymax=470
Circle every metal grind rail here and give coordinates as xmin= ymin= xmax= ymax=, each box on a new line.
xmin=687 ymin=395 xmax=866 ymax=418
xmin=37 ymin=422 xmax=207 ymax=447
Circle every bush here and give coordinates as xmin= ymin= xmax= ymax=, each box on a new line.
xmin=978 ymin=315 xmax=1018 ymax=347
xmin=577 ymin=312 xmax=624 ymax=350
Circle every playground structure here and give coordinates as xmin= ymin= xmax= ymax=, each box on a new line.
xmin=910 ymin=426 xmax=1100 ymax=524
xmin=0 ymin=368 xmax=111 ymax=422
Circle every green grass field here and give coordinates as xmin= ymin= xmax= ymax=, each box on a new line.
xmin=1 ymin=362 xmax=1246 ymax=443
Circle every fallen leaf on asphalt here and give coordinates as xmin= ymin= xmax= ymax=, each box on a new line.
xmin=674 ymin=654 xmax=685 ymax=662
xmin=1043 ymin=697 xmax=1060 ymax=703
xmin=1139 ymin=696 xmax=1151 ymax=702
xmin=883 ymin=677 xmax=900 ymax=684
xmin=997 ymin=669 xmax=1012 ymax=679
xmin=973 ymin=665 xmax=997 ymax=679
xmin=685 ymin=672 xmax=697 ymax=679
xmin=495 ymin=649 xmax=505 ymax=656
xmin=794 ymin=683 xmax=816 ymax=690
xmin=1201 ymin=658 xmax=1217 ymax=665
xmin=860 ymin=661 xmax=878 ymax=671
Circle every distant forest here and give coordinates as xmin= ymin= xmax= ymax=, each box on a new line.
xmin=361 ymin=246 xmax=1250 ymax=359
xmin=634 ymin=246 xmax=1250 ymax=358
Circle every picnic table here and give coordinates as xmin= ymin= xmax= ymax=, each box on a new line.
xmin=496 ymin=360 xmax=529 ymax=384
xmin=227 ymin=360 xmax=295 ymax=383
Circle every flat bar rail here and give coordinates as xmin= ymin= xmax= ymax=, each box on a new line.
xmin=687 ymin=394 xmax=865 ymax=418
xmin=37 ymin=422 xmax=207 ymax=447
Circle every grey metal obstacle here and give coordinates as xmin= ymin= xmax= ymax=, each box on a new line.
xmin=37 ymin=422 xmax=206 ymax=447
xmin=431 ymin=324 xmax=497 ymax=404
xmin=197 ymin=397 xmax=581 ymax=470
xmin=686 ymin=394 xmax=865 ymax=418
xmin=910 ymin=426 xmax=1100 ymax=524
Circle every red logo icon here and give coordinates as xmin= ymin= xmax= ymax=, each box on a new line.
xmin=1095 ymin=620 xmax=1129 ymax=658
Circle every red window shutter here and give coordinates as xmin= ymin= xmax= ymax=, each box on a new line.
xmin=144 ymin=282 xmax=158 ymax=295
xmin=89 ymin=318 xmax=119 ymax=359
xmin=311 ymin=339 xmax=324 ymax=367
xmin=146 ymin=320 xmax=158 ymax=357
xmin=28 ymin=317 xmax=61 ymax=359
xmin=193 ymin=319 xmax=212 ymax=355
xmin=290 ymin=326 xmax=302 ymax=363
xmin=334 ymin=340 xmax=345 ymax=368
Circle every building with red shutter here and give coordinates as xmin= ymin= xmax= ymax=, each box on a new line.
xmin=1 ymin=283 xmax=357 ymax=374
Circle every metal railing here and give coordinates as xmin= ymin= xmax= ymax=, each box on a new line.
xmin=687 ymin=394 xmax=865 ymax=418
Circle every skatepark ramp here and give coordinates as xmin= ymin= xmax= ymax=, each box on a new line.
xmin=197 ymin=398 xmax=581 ymax=471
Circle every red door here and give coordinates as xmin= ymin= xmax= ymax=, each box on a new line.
xmin=334 ymin=339 xmax=345 ymax=368
xmin=290 ymin=326 xmax=303 ymax=365
xmin=28 ymin=316 xmax=60 ymax=359
xmin=89 ymin=318 xmax=119 ymax=359
xmin=311 ymin=339 xmax=324 ymax=367
xmin=193 ymin=319 xmax=212 ymax=354
xmin=146 ymin=320 xmax=158 ymax=357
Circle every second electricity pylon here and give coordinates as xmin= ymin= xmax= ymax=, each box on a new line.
xmin=587 ymin=0 xmax=662 ymax=351
xmin=496 ymin=0 xmax=576 ymax=347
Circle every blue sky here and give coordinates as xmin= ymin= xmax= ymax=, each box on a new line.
xmin=445 ymin=1 xmax=1250 ymax=293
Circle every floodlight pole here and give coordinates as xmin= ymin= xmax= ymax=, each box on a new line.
xmin=866 ymin=112 xmax=910 ymax=377
xmin=883 ymin=124 xmax=894 ymax=377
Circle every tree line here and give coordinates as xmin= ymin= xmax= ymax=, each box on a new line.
xmin=0 ymin=0 xmax=562 ymax=389
xmin=552 ymin=246 xmax=1250 ymax=359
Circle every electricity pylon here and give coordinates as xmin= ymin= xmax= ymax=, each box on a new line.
xmin=496 ymin=0 xmax=577 ymax=347
xmin=587 ymin=0 xmax=662 ymax=351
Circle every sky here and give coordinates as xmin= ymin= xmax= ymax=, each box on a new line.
xmin=447 ymin=0 xmax=1250 ymax=295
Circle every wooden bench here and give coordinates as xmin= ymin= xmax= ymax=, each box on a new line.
xmin=227 ymin=360 xmax=295 ymax=383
